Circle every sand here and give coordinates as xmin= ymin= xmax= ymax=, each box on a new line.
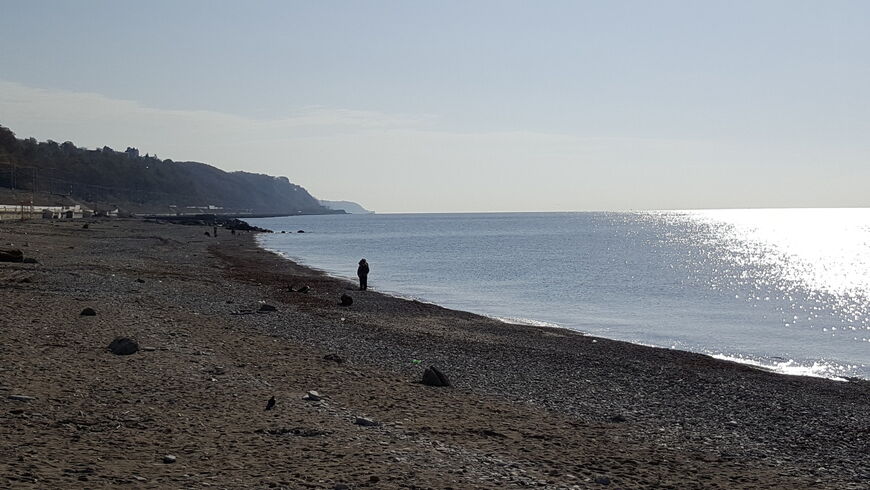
xmin=0 ymin=219 xmax=867 ymax=489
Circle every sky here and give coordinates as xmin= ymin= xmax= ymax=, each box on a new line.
xmin=1 ymin=1 xmax=868 ymax=213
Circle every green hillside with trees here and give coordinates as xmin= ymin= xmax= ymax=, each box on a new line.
xmin=0 ymin=124 xmax=336 ymax=215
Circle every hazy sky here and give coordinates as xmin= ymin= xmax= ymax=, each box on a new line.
xmin=1 ymin=1 xmax=868 ymax=212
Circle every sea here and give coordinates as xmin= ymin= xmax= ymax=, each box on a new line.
xmin=250 ymin=210 xmax=870 ymax=380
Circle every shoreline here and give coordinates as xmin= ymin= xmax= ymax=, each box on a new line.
xmin=2 ymin=219 xmax=868 ymax=488
xmin=255 ymin=235 xmax=863 ymax=383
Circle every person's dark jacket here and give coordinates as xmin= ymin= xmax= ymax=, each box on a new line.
xmin=357 ymin=260 xmax=369 ymax=277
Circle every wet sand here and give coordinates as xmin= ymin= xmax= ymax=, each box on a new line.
xmin=1 ymin=219 xmax=867 ymax=489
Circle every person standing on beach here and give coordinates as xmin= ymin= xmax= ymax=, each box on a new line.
xmin=357 ymin=259 xmax=369 ymax=291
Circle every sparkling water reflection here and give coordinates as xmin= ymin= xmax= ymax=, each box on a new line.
xmin=252 ymin=210 xmax=870 ymax=379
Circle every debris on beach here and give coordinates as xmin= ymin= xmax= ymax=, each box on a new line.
xmin=107 ymin=337 xmax=139 ymax=356
xmin=80 ymin=307 xmax=97 ymax=316
xmin=422 ymin=366 xmax=451 ymax=387
xmin=339 ymin=294 xmax=353 ymax=306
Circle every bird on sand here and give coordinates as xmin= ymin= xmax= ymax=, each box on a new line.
xmin=265 ymin=396 xmax=276 ymax=411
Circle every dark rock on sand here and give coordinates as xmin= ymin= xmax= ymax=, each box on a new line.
xmin=323 ymin=353 xmax=344 ymax=364
xmin=594 ymin=475 xmax=611 ymax=485
xmin=162 ymin=455 xmax=176 ymax=464
xmin=258 ymin=303 xmax=277 ymax=313
xmin=610 ymin=414 xmax=627 ymax=423
xmin=8 ymin=395 xmax=35 ymax=401
xmin=80 ymin=307 xmax=97 ymax=316
xmin=339 ymin=294 xmax=353 ymax=306
xmin=22 ymin=257 xmax=38 ymax=264
xmin=82 ymin=224 xmax=89 ymax=229
xmin=297 ymin=230 xmax=305 ymax=233
xmin=0 ymin=249 xmax=24 ymax=263
xmin=303 ymin=391 xmax=322 ymax=401
xmin=265 ymin=396 xmax=276 ymax=411
xmin=108 ymin=337 xmax=139 ymax=356
xmin=354 ymin=416 xmax=379 ymax=427
xmin=422 ymin=366 xmax=451 ymax=387
xmin=135 ymin=278 xmax=145 ymax=283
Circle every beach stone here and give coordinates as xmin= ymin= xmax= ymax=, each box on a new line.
xmin=354 ymin=416 xmax=380 ymax=427
xmin=162 ymin=455 xmax=176 ymax=464
xmin=22 ymin=257 xmax=38 ymax=264
xmin=258 ymin=303 xmax=277 ymax=312
xmin=80 ymin=307 xmax=97 ymax=316
xmin=296 ymin=285 xmax=310 ymax=293
xmin=108 ymin=337 xmax=139 ymax=355
xmin=8 ymin=395 xmax=35 ymax=401
xmin=303 ymin=391 xmax=322 ymax=401
xmin=339 ymin=294 xmax=353 ymax=306
xmin=82 ymin=223 xmax=89 ymax=229
xmin=333 ymin=484 xmax=349 ymax=490
xmin=297 ymin=230 xmax=305 ymax=233
xmin=0 ymin=249 xmax=24 ymax=263
xmin=594 ymin=475 xmax=611 ymax=485
xmin=323 ymin=353 xmax=344 ymax=364
xmin=422 ymin=366 xmax=451 ymax=387
xmin=136 ymin=278 xmax=145 ymax=283
xmin=610 ymin=414 xmax=627 ymax=423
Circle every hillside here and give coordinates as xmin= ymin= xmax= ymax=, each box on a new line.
xmin=319 ymin=199 xmax=374 ymax=214
xmin=0 ymin=125 xmax=338 ymax=215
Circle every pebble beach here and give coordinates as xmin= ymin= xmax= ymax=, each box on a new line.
xmin=1 ymin=218 xmax=868 ymax=489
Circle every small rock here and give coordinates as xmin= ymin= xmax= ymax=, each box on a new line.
xmin=108 ymin=337 xmax=139 ymax=355
xmin=22 ymin=257 xmax=38 ymax=264
xmin=297 ymin=230 xmax=305 ymax=233
xmin=594 ymin=475 xmax=611 ymax=485
xmin=80 ymin=307 xmax=97 ymax=316
xmin=323 ymin=353 xmax=344 ymax=364
xmin=0 ymin=249 xmax=23 ymax=263
xmin=162 ymin=455 xmax=176 ymax=464
xmin=135 ymin=278 xmax=145 ymax=283
xmin=265 ymin=396 xmax=276 ymax=411
xmin=142 ymin=346 xmax=157 ymax=352
xmin=333 ymin=484 xmax=349 ymax=490
xmin=82 ymin=224 xmax=89 ymax=229
xmin=354 ymin=416 xmax=380 ymax=427
xmin=369 ymin=476 xmax=380 ymax=483
xmin=8 ymin=395 xmax=35 ymax=402
xmin=339 ymin=294 xmax=353 ymax=306
xmin=610 ymin=414 xmax=627 ymax=423
xmin=303 ymin=391 xmax=322 ymax=401
xmin=132 ymin=476 xmax=147 ymax=482
xmin=258 ymin=303 xmax=277 ymax=313
xmin=421 ymin=366 xmax=451 ymax=387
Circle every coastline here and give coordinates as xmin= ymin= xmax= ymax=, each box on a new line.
xmin=255 ymin=234 xmax=861 ymax=382
xmin=1 ymin=219 xmax=867 ymax=488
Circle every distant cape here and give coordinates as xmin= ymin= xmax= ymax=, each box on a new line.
xmin=318 ymin=200 xmax=374 ymax=214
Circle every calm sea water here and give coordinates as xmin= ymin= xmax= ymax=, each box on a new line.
xmin=250 ymin=210 xmax=870 ymax=380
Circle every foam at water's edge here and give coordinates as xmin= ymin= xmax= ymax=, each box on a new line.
xmin=711 ymin=354 xmax=849 ymax=381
